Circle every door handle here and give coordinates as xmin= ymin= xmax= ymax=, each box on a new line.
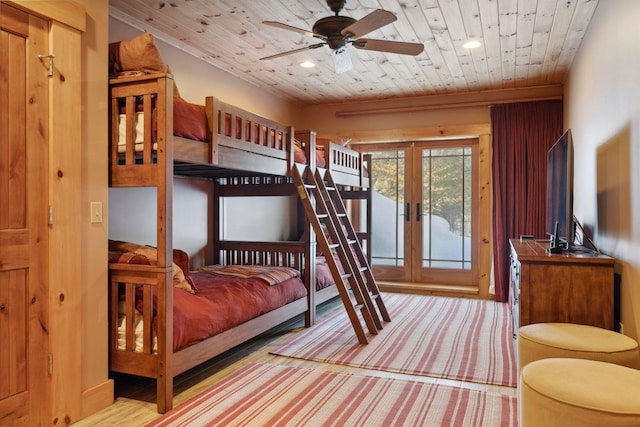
xmin=416 ymin=203 xmax=421 ymax=222
xmin=405 ymin=203 xmax=410 ymax=222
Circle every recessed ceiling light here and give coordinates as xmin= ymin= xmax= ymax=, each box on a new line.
xmin=300 ymin=61 xmax=316 ymax=68
xmin=463 ymin=40 xmax=482 ymax=49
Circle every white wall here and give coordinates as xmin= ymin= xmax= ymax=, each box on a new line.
xmin=565 ymin=0 xmax=640 ymax=339
xmin=109 ymin=178 xmax=214 ymax=267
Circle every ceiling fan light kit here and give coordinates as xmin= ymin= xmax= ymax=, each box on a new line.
xmin=332 ymin=47 xmax=352 ymax=74
xmin=261 ymin=0 xmax=424 ymax=73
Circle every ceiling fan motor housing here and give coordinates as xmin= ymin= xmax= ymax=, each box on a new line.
xmin=312 ymin=16 xmax=356 ymax=49
xmin=326 ymin=0 xmax=347 ymax=14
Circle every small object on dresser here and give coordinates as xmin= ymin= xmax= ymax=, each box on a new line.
xmin=548 ymin=220 xmax=564 ymax=254
xmin=519 ymin=235 xmax=534 ymax=241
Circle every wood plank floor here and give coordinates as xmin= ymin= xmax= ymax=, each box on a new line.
xmin=74 ymin=298 xmax=517 ymax=426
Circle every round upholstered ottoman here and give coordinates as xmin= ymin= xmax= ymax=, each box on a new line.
xmin=518 ymin=323 xmax=640 ymax=370
xmin=520 ymin=358 xmax=640 ymax=427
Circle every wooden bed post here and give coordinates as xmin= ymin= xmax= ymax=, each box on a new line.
xmin=205 ymin=96 xmax=219 ymax=164
xmin=294 ymin=131 xmax=318 ymax=326
xmin=304 ymin=227 xmax=317 ymax=327
xmin=296 ymin=129 xmax=317 ymax=171
xmin=363 ymin=154 xmax=373 ymax=264
xmin=213 ymin=179 xmax=222 ymax=266
xmin=286 ymin=126 xmax=296 ymax=171
xmin=156 ymin=74 xmax=174 ymax=413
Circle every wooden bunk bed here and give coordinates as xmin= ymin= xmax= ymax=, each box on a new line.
xmin=108 ymin=71 xmax=372 ymax=412
xmin=210 ymin=129 xmax=372 ymax=324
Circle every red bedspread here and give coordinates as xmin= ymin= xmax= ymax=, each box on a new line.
xmin=315 ymin=256 xmax=339 ymax=291
xmin=138 ymin=267 xmax=307 ymax=352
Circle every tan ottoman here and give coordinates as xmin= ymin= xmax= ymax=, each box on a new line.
xmin=520 ymin=358 xmax=640 ymax=427
xmin=518 ymin=323 xmax=640 ymax=370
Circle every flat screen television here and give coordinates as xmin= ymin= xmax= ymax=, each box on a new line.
xmin=545 ymin=129 xmax=574 ymax=251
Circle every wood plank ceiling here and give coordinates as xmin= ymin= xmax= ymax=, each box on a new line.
xmin=109 ymin=0 xmax=599 ymax=105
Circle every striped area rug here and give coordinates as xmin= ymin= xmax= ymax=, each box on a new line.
xmin=272 ymin=293 xmax=517 ymax=387
xmin=148 ymin=362 xmax=517 ymax=427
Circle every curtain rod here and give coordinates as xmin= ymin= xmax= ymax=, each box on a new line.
xmin=335 ymin=95 xmax=563 ymax=117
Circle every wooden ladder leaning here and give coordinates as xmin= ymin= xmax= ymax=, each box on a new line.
xmin=292 ymin=164 xmax=390 ymax=344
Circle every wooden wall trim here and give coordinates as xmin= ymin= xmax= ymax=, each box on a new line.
xmin=6 ymin=0 xmax=85 ymax=32
xmin=336 ymin=95 xmax=563 ymax=117
xmin=81 ymin=380 xmax=114 ymax=419
xmin=0 ymin=3 xmax=28 ymax=36
xmin=48 ymin=19 xmax=83 ymax=424
xmin=477 ymin=133 xmax=492 ymax=299
xmin=330 ymin=85 xmax=564 ymax=118
xmin=347 ymin=123 xmax=492 ymax=144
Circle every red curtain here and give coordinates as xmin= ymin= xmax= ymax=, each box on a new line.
xmin=491 ymin=100 xmax=563 ymax=302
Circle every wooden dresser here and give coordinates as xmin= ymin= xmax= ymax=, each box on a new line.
xmin=509 ymin=239 xmax=615 ymax=335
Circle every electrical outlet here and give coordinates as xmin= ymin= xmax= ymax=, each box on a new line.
xmin=90 ymin=202 xmax=103 ymax=224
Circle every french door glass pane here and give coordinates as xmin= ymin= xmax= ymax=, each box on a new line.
xmin=422 ymin=147 xmax=472 ymax=269
xmin=371 ymin=151 xmax=404 ymax=266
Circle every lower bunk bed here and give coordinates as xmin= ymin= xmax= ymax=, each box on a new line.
xmin=108 ymin=239 xmax=310 ymax=413
xmin=211 ymin=174 xmax=360 ymax=325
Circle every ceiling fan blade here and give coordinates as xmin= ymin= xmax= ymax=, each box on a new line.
xmin=341 ymin=9 xmax=396 ymax=39
xmin=262 ymin=21 xmax=326 ymax=40
xmin=354 ymin=38 xmax=424 ymax=56
xmin=260 ymin=43 xmax=325 ymax=61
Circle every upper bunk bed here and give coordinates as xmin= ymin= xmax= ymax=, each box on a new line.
xmin=109 ymin=71 xmax=369 ymax=187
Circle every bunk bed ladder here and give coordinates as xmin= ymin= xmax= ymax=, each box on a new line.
xmin=293 ymin=165 xmax=389 ymax=344
xmin=317 ymin=168 xmax=391 ymax=325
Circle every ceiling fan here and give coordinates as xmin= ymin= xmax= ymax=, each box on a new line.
xmin=261 ymin=0 xmax=424 ymax=73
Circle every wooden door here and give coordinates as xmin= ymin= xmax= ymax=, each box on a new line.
xmin=410 ymin=140 xmax=478 ymax=286
xmin=366 ymin=140 xmax=479 ymax=288
xmin=0 ymin=4 xmax=49 ymax=426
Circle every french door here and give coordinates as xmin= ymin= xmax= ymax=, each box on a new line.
xmin=366 ymin=139 xmax=479 ymax=287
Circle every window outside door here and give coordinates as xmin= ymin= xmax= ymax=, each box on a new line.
xmin=366 ymin=139 xmax=479 ymax=287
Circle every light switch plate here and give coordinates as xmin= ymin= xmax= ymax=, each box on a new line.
xmin=90 ymin=202 xmax=103 ymax=223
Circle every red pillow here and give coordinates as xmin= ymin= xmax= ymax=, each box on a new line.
xmin=108 ymin=240 xmax=196 ymax=294
xmin=173 ymin=98 xmax=207 ymax=142
xmin=172 ymin=249 xmax=196 ymax=291
xmin=109 ymin=33 xmax=166 ymax=74
xmin=315 ymin=148 xmax=326 ymax=168
xmin=293 ymin=141 xmax=307 ymax=164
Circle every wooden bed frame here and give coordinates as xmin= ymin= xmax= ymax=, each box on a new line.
xmin=107 ymin=72 xmax=371 ymax=412
xmin=108 ymin=242 xmax=308 ymax=413
xmin=109 ymin=73 xmax=369 ymax=185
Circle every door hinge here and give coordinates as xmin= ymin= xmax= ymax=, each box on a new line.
xmin=48 ymin=206 xmax=53 ymax=225
xmin=38 ymin=54 xmax=55 ymax=77
xmin=48 ymin=354 xmax=53 ymax=376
